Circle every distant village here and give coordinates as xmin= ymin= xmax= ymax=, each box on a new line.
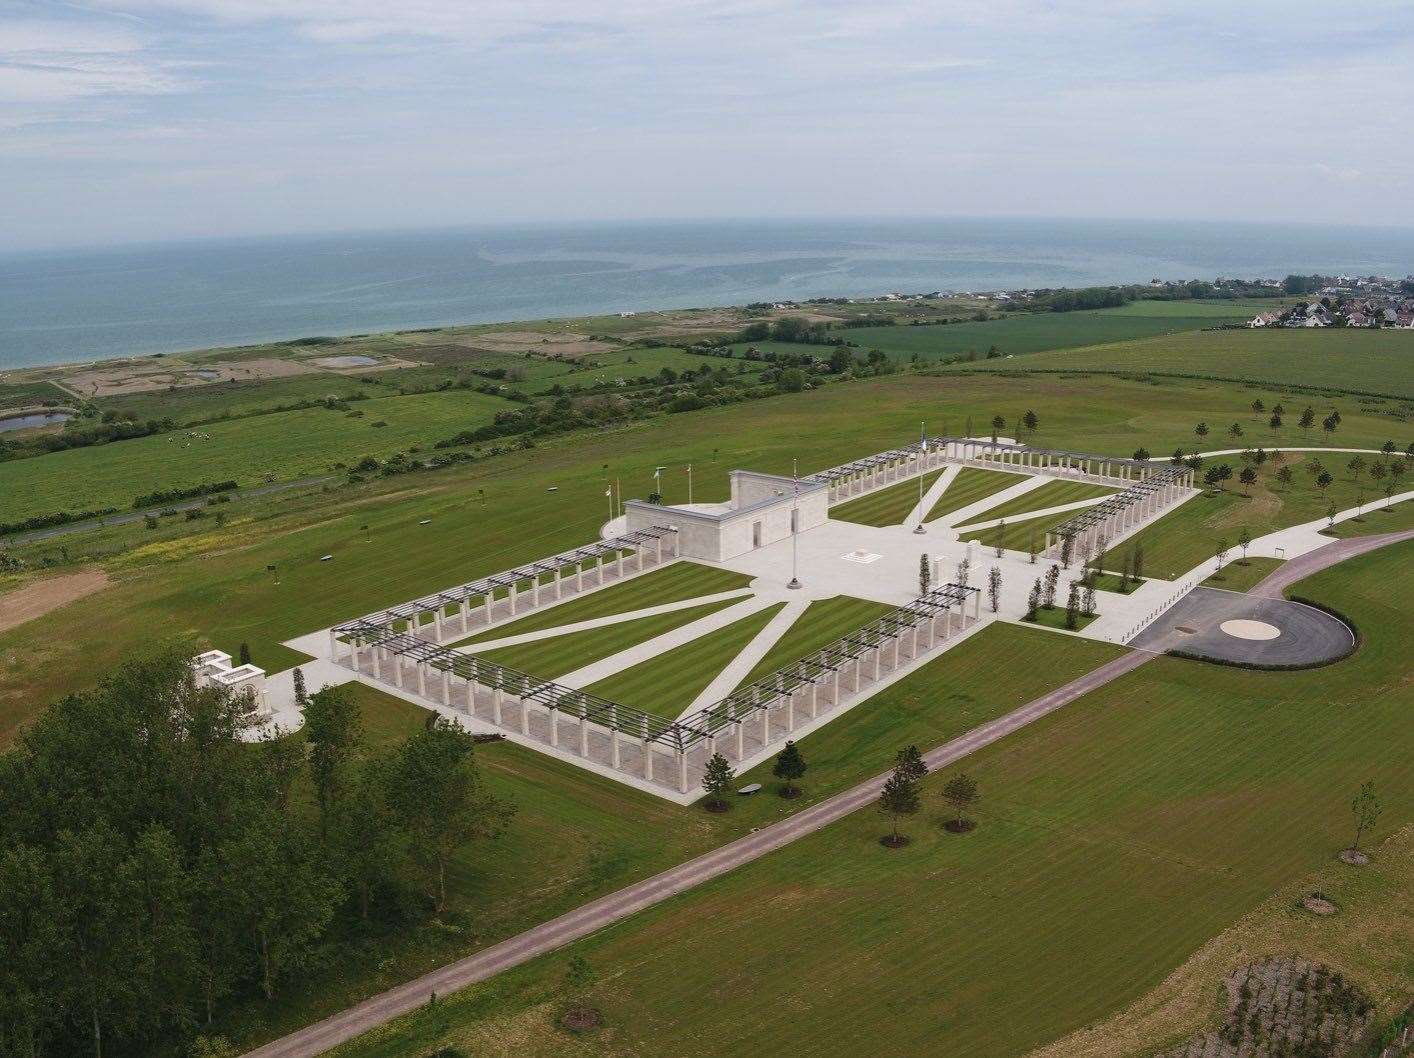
xmin=1248 ymin=276 xmax=1414 ymax=329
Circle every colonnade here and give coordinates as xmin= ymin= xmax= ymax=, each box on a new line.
xmin=331 ymin=587 xmax=980 ymax=799
xmin=336 ymin=530 xmax=679 ymax=656
xmin=1043 ymin=470 xmax=1195 ymax=559
xmin=824 ymin=444 xmax=949 ymax=504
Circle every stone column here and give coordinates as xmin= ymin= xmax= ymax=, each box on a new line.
xmin=809 ymin=680 xmax=819 ymax=718
xmin=433 ymin=608 xmax=444 ymax=643
xmin=735 ymin=719 xmax=745 ymax=759
xmin=678 ymin=751 xmax=689 ymax=794
xmin=761 ymin=705 xmax=770 ymax=745
xmin=578 ymin=701 xmax=589 ymax=756
xmin=553 ymin=568 xmax=562 ymax=599
xmin=549 ymin=707 xmax=559 ymax=748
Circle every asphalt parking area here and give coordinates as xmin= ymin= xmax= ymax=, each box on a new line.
xmin=1130 ymin=586 xmax=1355 ymax=667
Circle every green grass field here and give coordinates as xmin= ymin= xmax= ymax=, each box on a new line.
xmin=507 ymin=347 xmax=768 ymax=395
xmin=221 ymin=622 xmax=1119 ymax=1050
xmin=735 ymin=596 xmax=896 ymax=689
xmin=945 ymin=327 xmax=1414 ymax=398
xmin=952 ymin=478 xmax=1117 ymax=528
xmin=829 ymin=468 xmax=946 ymax=526
xmin=835 ymin=301 xmax=1268 ymax=361
xmin=583 ymin=603 xmax=786 ymax=717
xmin=452 ymin=562 xmax=753 ymax=647
xmin=3 ymin=369 xmax=1407 ymax=744
xmin=1320 ymin=497 xmax=1414 ymax=538
xmin=0 ymin=388 xmax=513 ymax=522
xmin=331 ymin=540 xmax=1413 ymax=1058
xmin=0 ymin=379 xmax=72 ymax=409
xmin=1200 ymin=557 xmax=1284 ymax=592
xmin=959 ymin=507 xmax=1079 ymax=551
xmin=1101 ymin=456 xmax=1402 ymax=579
xmin=92 ymin=372 xmax=391 ymax=424
xmin=923 ymin=466 xmax=1030 ymax=522
xmin=475 ymin=598 xmax=742 ymax=679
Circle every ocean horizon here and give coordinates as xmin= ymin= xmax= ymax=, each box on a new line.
xmin=3 ymin=216 xmax=1412 ymax=371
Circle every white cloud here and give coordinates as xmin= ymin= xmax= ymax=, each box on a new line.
xmin=0 ymin=19 xmax=187 ymax=101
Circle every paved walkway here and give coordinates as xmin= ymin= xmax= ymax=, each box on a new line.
xmin=1248 ymin=528 xmax=1414 ymax=598
xmin=555 ymin=594 xmax=777 ymax=689
xmin=242 ymin=648 xmax=1152 ymax=1058
xmin=926 ymin=473 xmax=1048 ymax=528
xmin=454 ymin=588 xmax=755 ymax=653
xmin=680 ymin=598 xmax=808 ymax=716
xmin=904 ymin=463 xmax=960 ymax=528
xmin=951 ymin=493 xmax=1113 ymax=534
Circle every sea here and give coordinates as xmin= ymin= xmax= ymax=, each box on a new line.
xmin=3 ymin=217 xmax=1412 ymax=371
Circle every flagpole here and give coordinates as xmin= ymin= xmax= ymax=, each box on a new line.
xmin=788 ymin=457 xmax=802 ymax=589
xmin=913 ymin=420 xmax=927 ymax=535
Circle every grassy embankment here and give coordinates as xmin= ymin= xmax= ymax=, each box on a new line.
xmin=330 ymin=541 xmax=1413 ymax=1058
xmin=217 ymin=620 xmax=1117 ymax=1047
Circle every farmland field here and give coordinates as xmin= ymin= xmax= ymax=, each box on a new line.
xmin=945 ymin=327 xmax=1414 ymax=398
xmin=0 ymin=387 xmax=513 ymax=523
xmin=834 ymin=300 xmax=1269 ymax=360
xmin=331 ymin=540 xmax=1413 ymax=1058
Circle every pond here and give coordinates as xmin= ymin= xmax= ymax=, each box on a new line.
xmin=314 ymin=355 xmax=379 ymax=369
xmin=0 ymin=411 xmax=73 ymax=433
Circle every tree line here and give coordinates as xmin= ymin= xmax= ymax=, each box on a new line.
xmin=0 ymin=648 xmax=512 ymax=1058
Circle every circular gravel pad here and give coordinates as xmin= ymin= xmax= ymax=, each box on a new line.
xmin=1220 ymin=619 xmax=1282 ymax=641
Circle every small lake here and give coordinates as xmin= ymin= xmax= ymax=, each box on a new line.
xmin=315 ymin=355 xmax=379 ymax=368
xmin=0 ymin=411 xmax=72 ymax=433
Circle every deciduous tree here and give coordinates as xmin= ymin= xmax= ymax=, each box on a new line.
xmin=383 ymin=716 xmax=512 ymax=912
xmin=772 ymin=741 xmax=806 ymax=798
xmin=941 ymin=773 xmax=979 ymax=829
xmin=702 ymin=753 xmax=735 ymax=810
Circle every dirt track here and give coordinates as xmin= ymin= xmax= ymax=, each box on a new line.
xmin=0 ymin=569 xmax=110 ymax=635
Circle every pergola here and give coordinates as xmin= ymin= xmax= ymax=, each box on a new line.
xmin=331 ymin=581 xmax=981 ymax=797
xmin=1044 ymin=465 xmax=1194 ymax=558
xmin=807 ymin=436 xmax=1174 ymax=507
xmin=342 ymin=525 xmax=679 ymax=645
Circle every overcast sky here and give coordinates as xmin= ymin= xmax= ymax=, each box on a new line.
xmin=3 ymin=0 xmax=1412 ymax=251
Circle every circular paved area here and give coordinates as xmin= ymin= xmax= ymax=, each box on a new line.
xmin=1131 ymin=587 xmax=1354 ymax=667
xmin=1220 ymin=619 xmax=1281 ymax=641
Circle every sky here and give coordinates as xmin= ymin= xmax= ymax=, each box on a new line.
xmin=2 ymin=0 xmax=1412 ymax=251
